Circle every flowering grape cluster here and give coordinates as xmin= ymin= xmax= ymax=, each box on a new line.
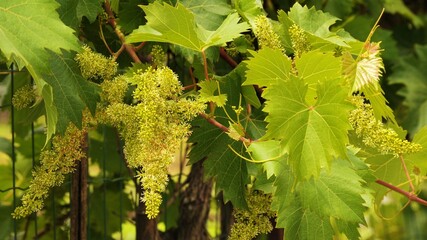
xmin=289 ymin=24 xmax=311 ymax=58
xmin=12 ymin=84 xmax=36 ymax=109
xmin=75 ymin=45 xmax=118 ymax=81
xmin=228 ymin=190 xmax=275 ymax=240
xmin=254 ymin=15 xmax=284 ymax=52
xmin=349 ymin=96 xmax=422 ymax=155
xmin=13 ymin=118 xmax=89 ymax=218
xmin=101 ymin=66 xmax=205 ymax=218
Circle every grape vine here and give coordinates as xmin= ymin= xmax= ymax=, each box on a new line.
xmin=1 ymin=0 xmax=427 ymax=239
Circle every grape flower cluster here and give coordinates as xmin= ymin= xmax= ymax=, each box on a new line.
xmin=13 ymin=118 xmax=90 ymax=218
xmin=228 ymin=190 xmax=276 ymax=240
xmin=349 ymin=96 xmax=422 ymax=155
xmin=101 ymin=66 xmax=205 ymax=219
xmin=254 ymin=15 xmax=284 ymax=52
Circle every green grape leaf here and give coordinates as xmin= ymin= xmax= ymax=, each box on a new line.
xmin=0 ymin=0 xmax=81 ymax=139
xmin=182 ymin=0 xmax=232 ymax=30
xmin=389 ymin=44 xmax=427 ymax=134
xmin=42 ymin=85 xmax=58 ymax=141
xmin=299 ymin=160 xmax=366 ymax=223
xmin=118 ymin=0 xmax=146 ymax=34
xmin=263 ymin=77 xmax=353 ymax=179
xmin=43 ymin=50 xmax=100 ymax=133
xmin=126 ymin=2 xmax=249 ymax=52
xmin=342 ymin=51 xmax=395 ymax=123
xmin=324 ymin=0 xmax=354 ymax=19
xmin=0 ymin=0 xmax=80 ymax=80
xmin=57 ymin=0 xmax=101 ymax=29
xmin=198 ymin=80 xmax=228 ymax=107
xmin=283 ymin=3 xmax=354 ymax=48
xmin=271 ymin=162 xmax=335 ymax=239
xmin=189 ymin=117 xmax=249 ymax=208
xmin=273 ymin=160 xmax=365 ymax=239
xmin=243 ymin=48 xmax=292 ymax=87
xmin=366 ymin=153 xmax=404 ymax=205
xmin=233 ymin=0 xmax=264 ymax=26
xmin=282 ymin=202 xmax=334 ymax=240
xmin=384 ymin=0 xmax=423 ymax=28
xmin=295 ymin=51 xmax=341 ymax=104
xmin=406 ymin=126 xmax=427 ymax=179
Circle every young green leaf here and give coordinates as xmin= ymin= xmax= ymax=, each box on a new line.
xmin=263 ymin=77 xmax=353 ymax=179
xmin=243 ymin=48 xmax=292 ymax=87
xmin=126 ymin=2 xmax=249 ymax=52
xmin=198 ymin=80 xmax=227 ymax=107
xmin=279 ymin=3 xmax=355 ymax=49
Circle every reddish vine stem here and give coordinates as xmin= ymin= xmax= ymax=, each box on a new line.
xmin=199 ymin=112 xmax=251 ymax=144
xmin=220 ymin=48 xmax=238 ymax=68
xmin=376 ymin=179 xmax=427 ymax=206
xmin=104 ymin=0 xmax=142 ymax=63
xmin=201 ymin=50 xmax=209 ymax=81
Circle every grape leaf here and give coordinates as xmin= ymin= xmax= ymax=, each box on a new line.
xmin=0 ymin=0 xmax=80 ymax=80
xmin=189 ymin=117 xmax=249 ymax=208
xmin=233 ymin=0 xmax=264 ymax=26
xmin=273 ymin=160 xmax=366 ymax=239
xmin=263 ymin=77 xmax=352 ymax=179
xmin=118 ymin=0 xmax=146 ymax=33
xmin=57 ymin=0 xmax=101 ymax=29
xmin=281 ymin=200 xmax=335 ymax=239
xmin=324 ymin=0 xmax=354 ymax=19
xmin=389 ymin=44 xmax=427 ymax=134
xmin=182 ymin=0 xmax=232 ymax=30
xmin=198 ymin=80 xmax=228 ymax=107
xmin=295 ymin=50 xmax=341 ymax=104
xmin=298 ymin=160 xmax=366 ymax=223
xmin=42 ymin=50 xmax=100 ymax=133
xmin=126 ymin=2 xmax=249 ymax=52
xmin=406 ymin=126 xmax=427 ymax=179
xmin=0 ymin=0 xmax=82 ymax=139
xmin=384 ymin=0 xmax=423 ymax=28
xmin=243 ymin=48 xmax=292 ymax=87
xmin=281 ymin=3 xmax=354 ymax=49
xmin=342 ymin=51 xmax=396 ymax=123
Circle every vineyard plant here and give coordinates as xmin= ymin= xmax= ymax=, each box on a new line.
xmin=1 ymin=0 xmax=427 ymax=239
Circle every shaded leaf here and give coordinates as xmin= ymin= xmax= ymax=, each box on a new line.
xmin=182 ymin=0 xmax=232 ymax=30
xmin=43 ymin=50 xmax=100 ymax=133
xmin=389 ymin=44 xmax=427 ymax=134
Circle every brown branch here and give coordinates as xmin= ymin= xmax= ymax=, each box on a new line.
xmin=220 ymin=48 xmax=238 ymax=68
xmin=104 ymin=0 xmax=142 ymax=63
xmin=199 ymin=112 xmax=251 ymax=144
xmin=375 ymin=179 xmax=427 ymax=206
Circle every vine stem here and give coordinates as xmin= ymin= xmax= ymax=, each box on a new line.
xmin=219 ymin=48 xmax=237 ymax=68
xmin=201 ymin=50 xmax=209 ymax=81
xmin=199 ymin=113 xmax=251 ymax=144
xmin=104 ymin=0 xmax=142 ymax=63
xmin=376 ymin=179 xmax=427 ymax=206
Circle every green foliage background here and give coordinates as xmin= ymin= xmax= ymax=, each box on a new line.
xmin=1 ymin=0 xmax=427 ymax=239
